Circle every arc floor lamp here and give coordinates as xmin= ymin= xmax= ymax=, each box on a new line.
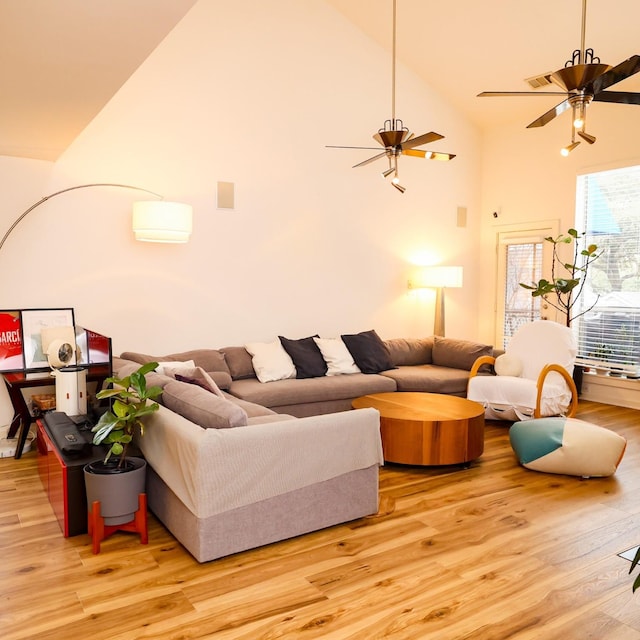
xmin=0 ymin=182 xmax=193 ymax=253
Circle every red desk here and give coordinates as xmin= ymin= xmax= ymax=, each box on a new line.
xmin=3 ymin=364 xmax=110 ymax=459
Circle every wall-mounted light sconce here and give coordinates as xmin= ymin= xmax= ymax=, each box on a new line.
xmin=408 ymin=265 xmax=463 ymax=336
xmin=0 ymin=183 xmax=193 ymax=253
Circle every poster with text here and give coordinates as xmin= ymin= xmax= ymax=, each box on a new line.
xmin=0 ymin=310 xmax=24 ymax=372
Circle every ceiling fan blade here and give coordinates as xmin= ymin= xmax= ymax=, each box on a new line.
xmin=478 ymin=91 xmax=568 ymax=97
xmin=591 ymin=55 xmax=640 ymax=94
xmin=353 ymin=151 xmax=387 ymax=168
xmin=526 ymin=98 xmax=572 ymax=128
xmin=402 ymin=149 xmax=455 ymax=161
xmin=401 ymin=131 xmax=444 ymax=150
xmin=593 ymin=91 xmax=640 ymax=105
xmin=326 ymin=145 xmax=385 ymax=150
xmin=403 ymin=149 xmax=426 ymax=157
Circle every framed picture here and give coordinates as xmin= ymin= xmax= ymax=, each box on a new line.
xmin=21 ymin=308 xmax=75 ymax=370
xmin=0 ymin=310 xmax=25 ymax=372
xmin=75 ymin=326 xmax=112 ymax=366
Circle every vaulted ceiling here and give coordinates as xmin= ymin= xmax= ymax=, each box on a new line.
xmin=3 ymin=0 xmax=639 ymax=161
xmin=0 ymin=0 xmax=197 ymax=160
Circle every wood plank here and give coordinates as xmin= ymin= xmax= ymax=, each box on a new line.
xmin=1 ymin=400 xmax=640 ymax=639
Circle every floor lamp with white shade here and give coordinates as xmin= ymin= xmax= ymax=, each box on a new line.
xmin=408 ymin=265 xmax=463 ymax=336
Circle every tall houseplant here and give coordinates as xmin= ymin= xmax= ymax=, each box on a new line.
xmin=520 ymin=228 xmax=603 ymax=327
xmin=84 ymin=361 xmax=161 ymax=526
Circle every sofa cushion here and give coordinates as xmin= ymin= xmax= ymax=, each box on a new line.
xmin=341 ymin=330 xmax=396 ymax=374
xmin=111 ymin=360 xmax=174 ymax=394
xmin=279 ymin=335 xmax=327 ymax=379
xmin=228 ymin=372 xmax=396 ymax=407
xmin=162 ymin=381 xmax=248 ymax=429
xmin=119 ymin=349 xmax=233 ymax=390
xmin=245 ymin=340 xmax=296 ymax=383
xmin=384 ymin=337 xmax=434 ymax=366
xmin=221 ymin=392 xmax=280 ymax=418
xmin=431 ymin=336 xmax=493 ymax=371
xmin=313 ymin=337 xmax=361 ymax=376
xmin=380 ymin=364 xmax=471 ymax=396
xmin=220 ymin=346 xmax=256 ymax=380
xmin=156 ymin=360 xmax=196 ymax=375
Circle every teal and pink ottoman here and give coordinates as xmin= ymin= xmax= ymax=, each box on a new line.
xmin=509 ymin=417 xmax=627 ymax=478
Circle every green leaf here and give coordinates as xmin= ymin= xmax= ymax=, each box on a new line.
xmin=110 ymin=443 xmax=124 ymax=456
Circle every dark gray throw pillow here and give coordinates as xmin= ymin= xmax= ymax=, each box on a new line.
xmin=340 ymin=329 xmax=396 ymax=374
xmin=279 ymin=335 xmax=328 ymax=379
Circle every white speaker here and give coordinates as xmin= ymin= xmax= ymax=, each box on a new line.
xmin=52 ymin=366 xmax=87 ymax=416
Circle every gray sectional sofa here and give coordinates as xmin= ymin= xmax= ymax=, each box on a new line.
xmin=115 ymin=333 xmax=494 ymax=562
xmin=121 ymin=334 xmax=494 ymax=417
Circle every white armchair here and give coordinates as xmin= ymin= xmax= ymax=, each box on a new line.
xmin=467 ymin=320 xmax=578 ymax=421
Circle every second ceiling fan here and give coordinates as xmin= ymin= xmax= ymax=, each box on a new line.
xmin=478 ymin=0 xmax=640 ymax=155
xmin=327 ymin=0 xmax=455 ymax=193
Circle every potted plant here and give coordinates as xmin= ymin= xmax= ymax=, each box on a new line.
xmin=83 ymin=362 xmax=161 ymax=525
xmin=520 ymin=228 xmax=603 ymax=327
xmin=520 ymin=229 xmax=604 ymax=392
xmin=589 ymin=344 xmax=613 ymax=375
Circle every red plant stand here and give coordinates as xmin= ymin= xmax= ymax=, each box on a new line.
xmin=88 ymin=493 xmax=148 ymax=554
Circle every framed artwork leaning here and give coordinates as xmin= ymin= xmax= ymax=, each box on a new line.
xmin=0 ymin=310 xmax=25 ymax=372
xmin=21 ymin=308 xmax=75 ymax=370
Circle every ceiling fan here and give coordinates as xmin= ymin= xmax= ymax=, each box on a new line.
xmin=327 ymin=0 xmax=455 ymax=193
xmin=478 ymin=0 xmax=640 ymax=155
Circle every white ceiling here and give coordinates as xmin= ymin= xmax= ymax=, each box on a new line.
xmin=3 ymin=0 xmax=639 ymax=161
xmin=327 ymin=0 xmax=640 ymax=131
xmin=1 ymin=0 xmax=197 ymax=161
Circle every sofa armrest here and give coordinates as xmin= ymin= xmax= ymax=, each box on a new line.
xmin=138 ymin=404 xmax=383 ymax=519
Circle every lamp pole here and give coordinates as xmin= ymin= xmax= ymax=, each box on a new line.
xmin=0 ymin=183 xmax=163 ymax=253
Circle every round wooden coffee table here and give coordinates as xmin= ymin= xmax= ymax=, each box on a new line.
xmin=352 ymin=392 xmax=485 ymax=466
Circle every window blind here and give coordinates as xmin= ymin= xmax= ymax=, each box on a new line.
xmin=574 ymin=165 xmax=640 ymax=377
xmin=503 ymin=241 xmax=542 ymax=348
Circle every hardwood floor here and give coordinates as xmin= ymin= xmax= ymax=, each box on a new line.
xmin=2 ymin=401 xmax=640 ymax=639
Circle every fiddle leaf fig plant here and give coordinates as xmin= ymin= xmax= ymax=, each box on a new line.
xmin=92 ymin=361 xmax=162 ymax=467
xmin=520 ymin=228 xmax=603 ymax=327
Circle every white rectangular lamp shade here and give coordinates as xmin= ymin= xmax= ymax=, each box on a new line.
xmin=132 ymin=201 xmax=193 ymax=243
xmin=409 ymin=265 xmax=463 ymax=289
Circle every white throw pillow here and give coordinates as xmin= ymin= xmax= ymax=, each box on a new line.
xmin=244 ymin=340 xmax=296 ymax=383
xmin=313 ymin=337 xmax=361 ymax=376
xmin=494 ymin=353 xmax=523 ymax=377
xmin=155 ymin=359 xmax=196 ymax=375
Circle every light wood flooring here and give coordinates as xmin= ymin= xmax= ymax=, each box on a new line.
xmin=2 ymin=400 xmax=640 ymax=639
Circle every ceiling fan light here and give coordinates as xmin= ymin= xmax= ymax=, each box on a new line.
xmin=392 ymin=182 xmax=406 ymax=193
xmin=382 ymin=166 xmax=395 ymax=179
xmin=560 ymin=141 xmax=581 ymax=156
xmin=578 ymin=130 xmax=597 ymax=144
xmin=573 ymin=115 xmax=585 ymax=129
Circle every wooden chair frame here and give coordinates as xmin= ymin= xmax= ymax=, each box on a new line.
xmin=468 ymin=356 xmax=578 ymax=419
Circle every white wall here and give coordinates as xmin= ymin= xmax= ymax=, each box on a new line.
xmin=0 ymin=0 xmax=482 ymax=355
xmin=478 ymin=101 xmax=640 ymax=345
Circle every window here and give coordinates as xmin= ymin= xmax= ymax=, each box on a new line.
xmin=503 ymin=242 xmax=543 ymax=341
xmin=496 ymin=225 xmax=556 ymax=349
xmin=574 ymin=164 xmax=640 ymax=376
